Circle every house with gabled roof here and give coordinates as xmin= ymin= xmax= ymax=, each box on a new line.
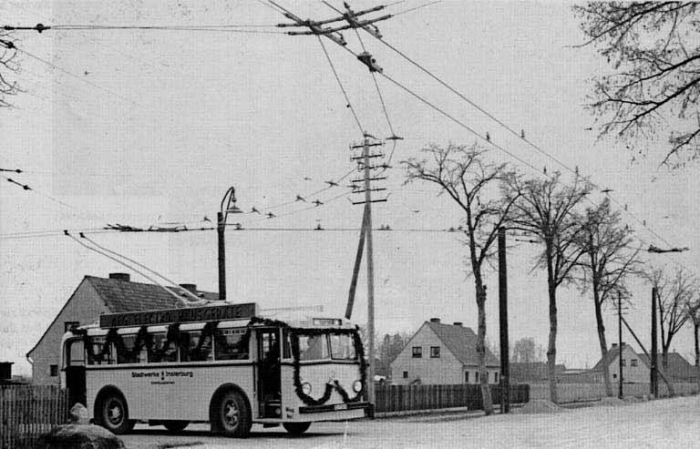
xmin=26 ymin=273 xmax=218 ymax=385
xmin=592 ymin=342 xmax=650 ymax=384
xmin=390 ymin=318 xmax=500 ymax=385
xmin=639 ymin=352 xmax=698 ymax=382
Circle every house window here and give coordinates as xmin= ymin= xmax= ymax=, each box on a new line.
xmin=612 ymin=374 xmax=617 ymax=379
xmin=631 ymin=359 xmax=638 ymax=367
xmin=475 ymin=371 xmax=479 ymax=383
xmin=412 ymin=346 xmax=422 ymax=358
xmin=494 ymin=372 xmax=499 ymax=383
xmin=430 ymin=346 xmax=440 ymax=358
xmin=49 ymin=364 xmax=58 ymax=377
xmin=465 ymin=371 xmax=469 ymax=383
xmin=64 ymin=321 xmax=80 ymax=332
xmin=403 ymin=371 xmax=408 ymax=379
xmin=621 ymin=359 xmax=626 ymax=367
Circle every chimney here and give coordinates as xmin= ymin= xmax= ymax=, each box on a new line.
xmin=179 ymin=284 xmax=198 ymax=294
xmin=429 ymin=318 xmax=440 ymax=324
xmin=109 ymin=273 xmax=131 ymax=282
xmin=453 ymin=322 xmax=463 ymax=327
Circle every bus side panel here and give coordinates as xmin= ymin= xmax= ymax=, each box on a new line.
xmin=86 ymin=364 xmax=255 ymax=421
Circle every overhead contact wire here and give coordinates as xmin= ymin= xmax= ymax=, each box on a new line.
xmin=317 ymin=35 xmax=365 ymax=135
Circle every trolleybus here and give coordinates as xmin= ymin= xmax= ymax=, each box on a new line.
xmin=59 ymin=303 xmax=369 ymax=437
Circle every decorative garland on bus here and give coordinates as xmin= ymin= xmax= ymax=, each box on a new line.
xmin=74 ymin=321 xmax=223 ymax=364
xmin=288 ymin=327 xmax=367 ymax=406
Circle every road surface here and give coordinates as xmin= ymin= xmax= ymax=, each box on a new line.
xmin=121 ymin=395 xmax=700 ymax=448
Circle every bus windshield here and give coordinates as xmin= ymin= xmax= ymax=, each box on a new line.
xmin=297 ymin=333 xmax=357 ymax=361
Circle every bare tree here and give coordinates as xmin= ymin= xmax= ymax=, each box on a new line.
xmin=505 ymin=171 xmax=592 ymax=404
xmin=575 ymin=198 xmax=640 ymax=397
xmin=511 ymin=337 xmax=537 ymax=363
xmin=404 ymin=143 xmax=519 ymax=416
xmin=575 ymin=3 xmax=700 ymax=167
xmin=646 ymin=267 xmax=696 ymax=368
xmin=687 ymin=300 xmax=700 ymax=391
xmin=0 ymin=31 xmax=19 ymax=107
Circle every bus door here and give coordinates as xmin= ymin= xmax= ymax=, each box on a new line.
xmin=256 ymin=329 xmax=281 ymax=418
xmin=64 ymin=338 xmax=86 ymax=406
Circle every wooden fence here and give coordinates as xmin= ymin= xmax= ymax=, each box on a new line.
xmin=374 ymin=384 xmax=530 ymax=414
xmin=0 ymin=385 xmax=70 ymax=449
xmin=528 ymin=381 xmax=700 ymax=403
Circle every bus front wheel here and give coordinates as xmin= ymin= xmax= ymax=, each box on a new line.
xmin=213 ymin=390 xmax=251 ymax=438
xmin=96 ymin=392 xmax=133 ymax=435
xmin=283 ymin=422 xmax=311 ymax=435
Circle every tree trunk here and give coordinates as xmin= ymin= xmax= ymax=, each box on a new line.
xmin=475 ymin=283 xmax=494 ymax=415
xmin=545 ymin=239 xmax=558 ymax=404
xmin=547 ymin=281 xmax=558 ymax=404
xmin=694 ymin=322 xmax=699 ymax=393
xmin=593 ymin=298 xmax=613 ymax=397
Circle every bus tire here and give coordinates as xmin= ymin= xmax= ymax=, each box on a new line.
xmin=283 ymin=422 xmax=311 ymax=435
xmin=95 ymin=390 xmax=132 ymax=435
xmin=163 ymin=420 xmax=189 ymax=432
xmin=212 ymin=389 xmax=251 ymax=438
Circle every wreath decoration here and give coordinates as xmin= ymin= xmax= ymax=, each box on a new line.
xmin=289 ymin=327 xmax=367 ymax=406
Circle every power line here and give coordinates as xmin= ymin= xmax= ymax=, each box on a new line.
xmin=317 ymin=35 xmax=365 ymax=135
xmin=378 ymin=73 xmax=540 ymax=173
xmin=366 ymin=31 xmax=679 ymax=251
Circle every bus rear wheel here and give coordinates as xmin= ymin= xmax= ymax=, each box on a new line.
xmin=96 ymin=392 xmax=133 ymax=435
xmin=213 ymin=390 xmax=251 ymax=438
xmin=283 ymin=422 xmax=311 ymax=435
xmin=163 ymin=420 xmax=189 ymax=432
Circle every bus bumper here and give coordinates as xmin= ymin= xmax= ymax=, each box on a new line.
xmin=298 ymin=401 xmax=370 ymax=418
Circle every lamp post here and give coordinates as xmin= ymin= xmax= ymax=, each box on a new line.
xmin=218 ymin=186 xmax=243 ymax=301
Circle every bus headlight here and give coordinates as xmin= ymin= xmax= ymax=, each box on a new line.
xmin=302 ymin=382 xmax=312 ymax=395
xmin=353 ymin=380 xmax=363 ymax=393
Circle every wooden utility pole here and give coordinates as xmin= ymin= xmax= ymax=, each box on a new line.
xmin=498 ymin=227 xmax=510 ymax=413
xmin=346 ymin=136 xmax=387 ymax=414
xmin=651 ymin=287 xmax=659 ymax=397
xmin=362 ymin=135 xmax=377 ymax=411
xmin=618 ymin=292 xmax=623 ymax=399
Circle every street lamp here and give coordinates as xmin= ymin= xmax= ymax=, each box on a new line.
xmin=218 ymin=186 xmax=243 ymax=301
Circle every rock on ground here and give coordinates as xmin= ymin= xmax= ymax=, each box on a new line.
xmin=34 ymin=424 xmax=125 ymax=449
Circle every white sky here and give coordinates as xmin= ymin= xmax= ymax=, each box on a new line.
xmin=1 ymin=1 xmax=698 ymax=376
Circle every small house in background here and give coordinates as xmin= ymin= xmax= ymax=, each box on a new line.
xmin=510 ymin=362 xmax=568 ymax=383
xmin=26 ymin=273 xmax=218 ymax=385
xmin=639 ymin=352 xmax=698 ymax=382
xmin=592 ymin=342 xmax=649 ymax=383
xmin=390 ymin=318 xmax=500 ymax=385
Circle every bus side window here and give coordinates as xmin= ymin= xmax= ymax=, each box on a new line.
xmin=116 ymin=335 xmax=139 ymax=364
xmin=150 ymin=333 xmax=177 ymax=363
xmin=179 ymin=331 xmax=212 ymax=362
xmin=214 ymin=328 xmax=249 ymax=360
xmin=88 ymin=337 xmax=114 ymax=365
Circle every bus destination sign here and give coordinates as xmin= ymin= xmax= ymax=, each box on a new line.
xmin=100 ymin=303 xmax=259 ymax=328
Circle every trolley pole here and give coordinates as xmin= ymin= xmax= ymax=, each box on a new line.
xmin=498 ymin=227 xmax=510 ymax=414
xmin=618 ymin=292 xmax=623 ymax=399
xmin=363 ymin=135 xmax=377 ymax=411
